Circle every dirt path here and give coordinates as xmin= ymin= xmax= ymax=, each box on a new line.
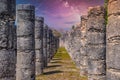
xmin=36 ymin=47 xmax=87 ymax=80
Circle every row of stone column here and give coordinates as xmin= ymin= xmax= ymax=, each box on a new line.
xmin=60 ymin=1 xmax=120 ymax=79
xmin=62 ymin=6 xmax=106 ymax=80
xmin=0 ymin=1 xmax=59 ymax=80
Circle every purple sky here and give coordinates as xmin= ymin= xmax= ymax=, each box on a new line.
xmin=17 ymin=0 xmax=104 ymax=30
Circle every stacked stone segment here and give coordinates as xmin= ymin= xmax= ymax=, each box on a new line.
xmin=43 ymin=24 xmax=48 ymax=67
xmin=16 ymin=4 xmax=35 ymax=80
xmin=0 ymin=0 xmax=16 ymax=80
xmin=87 ymin=6 xmax=106 ymax=80
xmin=106 ymin=0 xmax=120 ymax=80
xmin=80 ymin=15 xmax=88 ymax=76
xmin=35 ymin=16 xmax=44 ymax=75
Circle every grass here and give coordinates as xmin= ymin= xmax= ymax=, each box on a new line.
xmin=36 ymin=47 xmax=87 ymax=80
xmin=54 ymin=47 xmax=71 ymax=60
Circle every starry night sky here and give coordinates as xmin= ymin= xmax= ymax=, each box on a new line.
xmin=17 ymin=0 xmax=104 ymax=30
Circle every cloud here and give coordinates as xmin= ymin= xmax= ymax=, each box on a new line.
xmin=61 ymin=0 xmax=104 ymax=14
xmin=17 ymin=0 xmax=104 ymax=30
xmin=64 ymin=21 xmax=78 ymax=24
xmin=55 ymin=16 xmax=64 ymax=19
xmin=64 ymin=1 xmax=69 ymax=7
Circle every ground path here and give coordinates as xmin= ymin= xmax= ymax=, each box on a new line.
xmin=36 ymin=47 xmax=87 ymax=80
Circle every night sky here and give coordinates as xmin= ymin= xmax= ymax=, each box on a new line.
xmin=17 ymin=0 xmax=104 ymax=30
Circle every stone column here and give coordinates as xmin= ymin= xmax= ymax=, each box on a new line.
xmin=43 ymin=24 xmax=48 ymax=67
xmin=50 ymin=33 xmax=53 ymax=59
xmin=106 ymin=0 xmax=120 ymax=80
xmin=13 ymin=25 xmax=17 ymax=60
xmin=72 ymin=29 xmax=81 ymax=68
xmin=50 ymin=32 xmax=54 ymax=60
xmin=49 ymin=29 xmax=53 ymax=61
xmin=80 ymin=15 xmax=88 ymax=76
xmin=53 ymin=36 xmax=57 ymax=55
xmin=16 ymin=4 xmax=35 ymax=80
xmin=87 ymin=6 xmax=106 ymax=80
xmin=35 ymin=16 xmax=44 ymax=75
xmin=54 ymin=37 xmax=57 ymax=53
xmin=56 ymin=38 xmax=59 ymax=50
xmin=47 ymin=28 xmax=51 ymax=62
xmin=0 ymin=0 xmax=16 ymax=80
xmin=52 ymin=34 xmax=55 ymax=58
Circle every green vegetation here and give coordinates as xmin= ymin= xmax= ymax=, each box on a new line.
xmin=52 ymin=29 xmax=61 ymax=37
xmin=36 ymin=47 xmax=87 ymax=80
xmin=104 ymin=0 xmax=109 ymax=25
xmin=54 ymin=47 xmax=71 ymax=60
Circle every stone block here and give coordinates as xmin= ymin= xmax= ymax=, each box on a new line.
xmin=87 ymin=45 xmax=105 ymax=60
xmin=17 ymin=37 xmax=35 ymax=50
xmin=88 ymin=60 xmax=106 ymax=75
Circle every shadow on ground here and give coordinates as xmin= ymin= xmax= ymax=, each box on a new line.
xmin=36 ymin=47 xmax=87 ymax=80
xmin=43 ymin=70 xmax=63 ymax=75
xmin=50 ymin=61 xmax=61 ymax=63
xmin=47 ymin=65 xmax=61 ymax=68
xmin=52 ymin=58 xmax=61 ymax=60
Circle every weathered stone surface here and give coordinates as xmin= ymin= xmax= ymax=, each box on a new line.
xmin=0 ymin=22 xmax=9 ymax=48
xmin=17 ymin=4 xmax=35 ymax=37
xmin=43 ymin=24 xmax=48 ymax=67
xmin=0 ymin=50 xmax=16 ymax=79
xmin=107 ymin=43 xmax=120 ymax=69
xmin=88 ymin=60 xmax=106 ymax=75
xmin=88 ymin=75 xmax=106 ymax=80
xmin=68 ymin=29 xmax=81 ymax=68
xmin=49 ymin=29 xmax=53 ymax=61
xmin=107 ymin=15 xmax=120 ymax=39
xmin=87 ymin=32 xmax=105 ymax=44
xmin=87 ymin=6 xmax=106 ymax=80
xmin=50 ymin=33 xmax=54 ymax=59
xmin=87 ymin=45 xmax=105 ymax=60
xmin=108 ymin=0 xmax=120 ymax=16
xmin=35 ymin=39 xmax=41 ymax=49
xmin=35 ymin=16 xmax=44 ymax=75
xmin=0 ymin=0 xmax=16 ymax=17
xmin=74 ymin=51 xmax=81 ymax=68
xmin=80 ymin=47 xmax=87 ymax=56
xmin=107 ymin=0 xmax=120 ymax=80
xmin=35 ymin=17 xmax=44 ymax=39
xmin=80 ymin=66 xmax=88 ymax=76
xmin=17 ymin=37 xmax=35 ymax=51
xmin=47 ymin=28 xmax=50 ymax=62
xmin=107 ymin=69 xmax=120 ymax=80
xmin=80 ymin=56 xmax=88 ymax=67
xmin=16 ymin=4 xmax=35 ymax=80
xmin=17 ymin=50 xmax=35 ymax=68
xmin=80 ymin=15 xmax=88 ymax=76
xmin=0 ymin=0 xmax=16 ymax=80
xmin=35 ymin=50 xmax=43 ymax=74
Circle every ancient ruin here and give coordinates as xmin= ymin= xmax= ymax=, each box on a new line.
xmin=16 ymin=4 xmax=36 ymax=80
xmin=43 ymin=24 xmax=48 ymax=67
xmin=0 ymin=0 xmax=16 ymax=80
xmin=106 ymin=0 xmax=120 ymax=80
xmin=80 ymin=15 xmax=88 ymax=76
xmin=0 ymin=0 xmax=119 ymax=80
xmin=35 ymin=16 xmax=44 ymax=75
xmin=87 ymin=6 xmax=106 ymax=80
